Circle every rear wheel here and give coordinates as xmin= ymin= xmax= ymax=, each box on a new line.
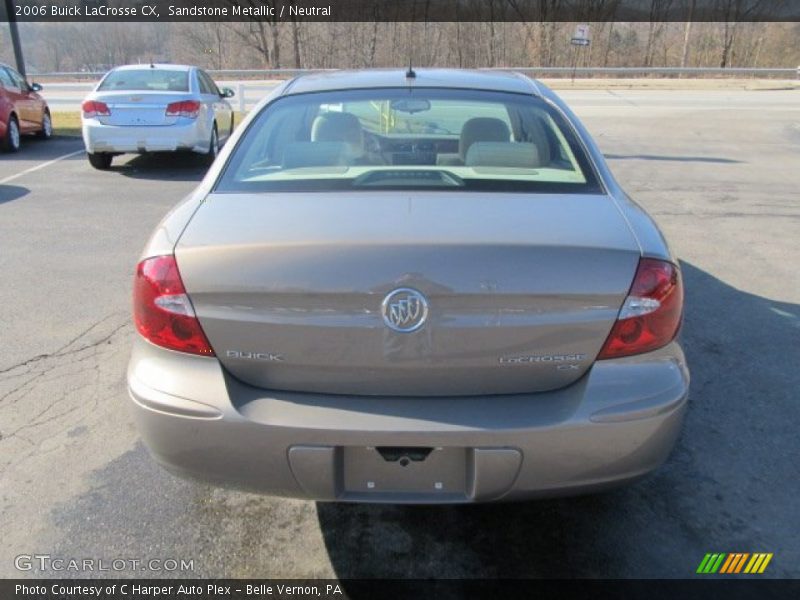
xmin=37 ymin=111 xmax=53 ymax=139
xmin=2 ymin=116 xmax=21 ymax=152
xmin=87 ymin=152 xmax=113 ymax=170
xmin=204 ymin=124 xmax=219 ymax=166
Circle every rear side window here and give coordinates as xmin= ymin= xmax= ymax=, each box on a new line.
xmin=98 ymin=69 xmax=190 ymax=92
xmin=217 ymin=88 xmax=601 ymax=194
xmin=198 ymin=71 xmax=220 ymax=96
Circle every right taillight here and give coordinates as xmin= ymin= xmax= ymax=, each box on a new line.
xmin=133 ymin=255 xmax=214 ymax=356
xmin=81 ymin=100 xmax=110 ymax=118
xmin=165 ymin=100 xmax=200 ymax=119
xmin=597 ymin=258 xmax=683 ymax=360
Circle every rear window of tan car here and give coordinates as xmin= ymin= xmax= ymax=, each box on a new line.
xmin=218 ymin=88 xmax=602 ymax=194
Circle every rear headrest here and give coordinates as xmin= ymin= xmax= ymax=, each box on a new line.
xmin=459 ymin=117 xmax=510 ymax=160
xmin=282 ymin=142 xmax=348 ymax=169
xmin=311 ymin=112 xmax=365 ymax=158
xmin=523 ymin=117 xmax=552 ymax=167
xmin=465 ymin=142 xmax=541 ymax=168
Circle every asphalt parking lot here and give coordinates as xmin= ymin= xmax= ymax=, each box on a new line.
xmin=0 ymin=88 xmax=798 ymax=579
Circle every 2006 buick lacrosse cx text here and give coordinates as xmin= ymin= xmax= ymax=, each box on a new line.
xmin=128 ymin=68 xmax=688 ymax=504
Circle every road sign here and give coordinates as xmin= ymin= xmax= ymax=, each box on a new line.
xmin=571 ymin=24 xmax=590 ymax=47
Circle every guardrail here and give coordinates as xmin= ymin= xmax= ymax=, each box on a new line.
xmin=31 ymin=66 xmax=800 ymax=80
xmin=31 ymin=66 xmax=800 ymax=81
xmin=33 ymin=66 xmax=800 ymax=114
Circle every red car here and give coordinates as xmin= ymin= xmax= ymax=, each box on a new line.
xmin=0 ymin=63 xmax=52 ymax=152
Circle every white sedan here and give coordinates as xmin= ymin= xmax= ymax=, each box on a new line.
xmin=81 ymin=64 xmax=234 ymax=169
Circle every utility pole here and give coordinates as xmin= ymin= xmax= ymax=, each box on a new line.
xmin=2 ymin=0 xmax=27 ymax=77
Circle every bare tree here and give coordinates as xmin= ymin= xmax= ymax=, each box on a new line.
xmin=644 ymin=0 xmax=674 ymax=67
xmin=715 ymin=0 xmax=769 ymax=68
xmin=179 ymin=22 xmax=229 ymax=69
xmin=223 ymin=1 xmax=281 ymax=68
xmin=506 ymin=0 xmax=564 ymax=66
xmin=680 ymin=0 xmax=697 ymax=68
xmin=291 ymin=19 xmax=302 ymax=69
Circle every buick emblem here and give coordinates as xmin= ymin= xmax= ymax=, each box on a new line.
xmin=381 ymin=288 xmax=429 ymax=333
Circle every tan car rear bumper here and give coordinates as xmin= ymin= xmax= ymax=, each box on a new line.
xmin=128 ymin=337 xmax=688 ymax=503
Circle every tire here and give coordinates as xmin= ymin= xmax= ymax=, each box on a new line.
xmin=2 ymin=115 xmax=21 ymax=152
xmin=37 ymin=111 xmax=53 ymax=139
xmin=204 ymin=124 xmax=219 ymax=166
xmin=87 ymin=152 xmax=113 ymax=170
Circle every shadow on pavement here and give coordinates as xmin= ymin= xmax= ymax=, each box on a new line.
xmin=0 ymin=137 xmax=84 ymax=163
xmin=113 ymin=152 xmax=209 ymax=182
xmin=0 ymin=184 xmax=29 ymax=205
xmin=317 ymin=261 xmax=800 ymax=582
xmin=316 ymin=493 xmax=621 ymax=579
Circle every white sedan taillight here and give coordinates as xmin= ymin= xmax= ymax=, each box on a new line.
xmin=165 ymin=100 xmax=201 ymax=119
xmin=81 ymin=100 xmax=111 ymax=118
xmin=597 ymin=258 xmax=684 ymax=359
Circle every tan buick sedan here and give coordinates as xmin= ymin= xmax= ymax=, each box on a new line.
xmin=128 ymin=69 xmax=688 ymax=503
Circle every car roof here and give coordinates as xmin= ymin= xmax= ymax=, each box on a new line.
xmin=283 ymin=69 xmax=540 ymax=96
xmin=111 ymin=64 xmax=195 ymax=72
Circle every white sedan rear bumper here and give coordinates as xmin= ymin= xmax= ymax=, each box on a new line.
xmin=82 ymin=118 xmax=209 ymax=154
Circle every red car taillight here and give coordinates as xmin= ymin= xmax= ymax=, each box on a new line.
xmin=133 ymin=255 xmax=214 ymax=356
xmin=81 ymin=100 xmax=111 ymax=118
xmin=597 ymin=258 xmax=683 ymax=360
xmin=165 ymin=100 xmax=200 ymax=119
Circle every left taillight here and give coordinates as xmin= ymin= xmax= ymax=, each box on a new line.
xmin=133 ymin=255 xmax=214 ymax=356
xmin=82 ymin=100 xmax=111 ymax=118
xmin=165 ymin=100 xmax=200 ymax=119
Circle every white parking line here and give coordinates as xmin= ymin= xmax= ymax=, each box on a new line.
xmin=0 ymin=149 xmax=85 ymax=185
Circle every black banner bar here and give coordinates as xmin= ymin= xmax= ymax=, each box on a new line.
xmin=3 ymin=0 xmax=800 ymax=23
xmin=3 ymin=579 xmax=800 ymax=600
